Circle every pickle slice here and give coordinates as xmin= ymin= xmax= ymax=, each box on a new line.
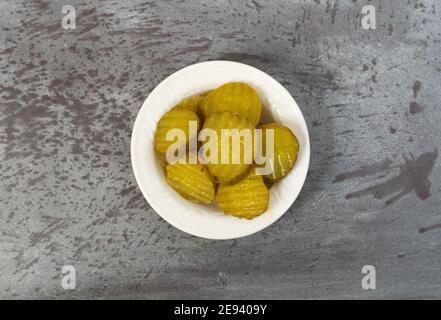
xmin=204 ymin=82 xmax=262 ymax=126
xmin=257 ymin=123 xmax=299 ymax=182
xmin=166 ymin=163 xmax=215 ymax=204
xmin=173 ymin=95 xmax=204 ymax=113
xmin=201 ymin=111 xmax=254 ymax=183
xmin=216 ymin=168 xmax=269 ymax=219
xmin=154 ymin=109 xmax=200 ymax=154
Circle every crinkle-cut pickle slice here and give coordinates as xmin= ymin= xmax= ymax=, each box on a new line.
xmin=205 ymin=82 xmax=262 ymax=126
xmin=166 ymin=163 xmax=215 ymax=204
xmin=172 ymin=95 xmax=204 ymax=113
xmin=258 ymin=123 xmax=299 ymax=182
xmin=216 ymin=168 xmax=269 ymax=219
xmin=154 ymin=108 xmax=200 ymax=154
xmin=202 ymin=111 xmax=254 ymax=183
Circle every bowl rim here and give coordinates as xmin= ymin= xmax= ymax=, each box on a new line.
xmin=131 ymin=60 xmax=310 ymax=240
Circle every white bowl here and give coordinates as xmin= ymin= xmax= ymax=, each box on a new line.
xmin=131 ymin=61 xmax=310 ymax=240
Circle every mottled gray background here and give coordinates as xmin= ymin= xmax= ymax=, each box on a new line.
xmin=1 ymin=0 xmax=440 ymax=299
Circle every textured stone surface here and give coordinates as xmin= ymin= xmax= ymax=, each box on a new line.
xmin=1 ymin=0 xmax=441 ymax=299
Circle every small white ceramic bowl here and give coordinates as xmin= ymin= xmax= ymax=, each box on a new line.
xmin=131 ymin=61 xmax=310 ymax=240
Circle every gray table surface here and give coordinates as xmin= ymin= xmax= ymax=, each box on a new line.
xmin=1 ymin=0 xmax=440 ymax=299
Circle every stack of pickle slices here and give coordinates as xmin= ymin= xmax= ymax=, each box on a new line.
xmin=154 ymin=82 xmax=299 ymax=219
